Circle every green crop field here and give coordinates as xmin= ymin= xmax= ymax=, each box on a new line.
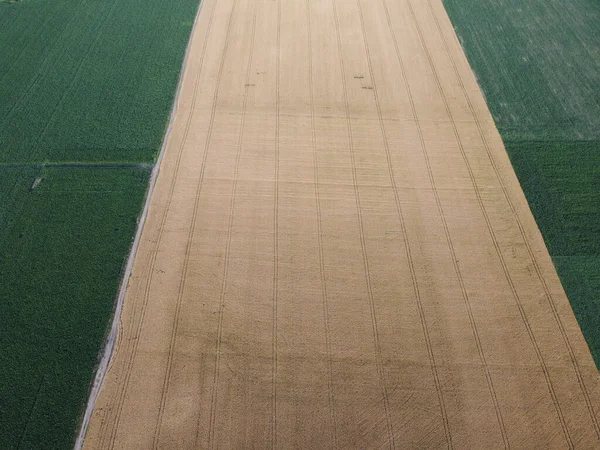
xmin=444 ymin=0 xmax=600 ymax=364
xmin=0 ymin=0 xmax=200 ymax=447
xmin=0 ymin=168 xmax=149 ymax=448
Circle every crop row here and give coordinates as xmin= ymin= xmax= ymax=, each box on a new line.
xmin=444 ymin=0 xmax=600 ymax=364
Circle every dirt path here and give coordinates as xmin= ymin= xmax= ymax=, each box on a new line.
xmin=82 ymin=0 xmax=600 ymax=447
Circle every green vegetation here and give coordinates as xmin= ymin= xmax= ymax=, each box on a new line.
xmin=0 ymin=168 xmax=149 ymax=449
xmin=0 ymin=0 xmax=200 ymax=447
xmin=444 ymin=0 xmax=600 ymax=364
xmin=0 ymin=0 xmax=198 ymax=164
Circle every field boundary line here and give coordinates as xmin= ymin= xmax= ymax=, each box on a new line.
xmin=104 ymin=0 xmax=225 ymax=446
xmin=406 ymin=0 xmax=572 ymax=445
xmin=428 ymin=0 xmax=600 ymax=438
xmin=73 ymin=0 xmax=207 ymax=446
xmin=106 ymin=0 xmax=232 ymax=447
xmin=382 ymin=0 xmax=510 ymax=445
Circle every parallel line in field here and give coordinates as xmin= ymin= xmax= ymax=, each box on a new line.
xmin=62 ymin=1 xmax=167 ymax=438
xmin=384 ymin=0 xmax=506 ymax=445
xmin=202 ymin=0 xmax=246 ymax=447
xmin=0 ymin=0 xmax=91 ymax=127
xmin=306 ymin=0 xmax=338 ymax=446
xmin=406 ymin=0 xmax=573 ymax=447
xmin=384 ymin=0 xmax=510 ymax=445
xmin=426 ymin=0 xmax=600 ymax=438
xmin=22 ymin=0 xmax=122 ymax=164
xmin=356 ymin=0 xmax=455 ymax=446
xmin=0 ymin=4 xmax=67 ymax=89
xmin=152 ymin=0 xmax=258 ymax=440
xmin=102 ymin=0 xmax=222 ymax=447
xmin=203 ymin=0 xmax=258 ymax=445
xmin=16 ymin=376 xmax=45 ymax=450
xmin=271 ymin=0 xmax=281 ymax=447
xmin=149 ymin=0 xmax=258 ymax=440
xmin=331 ymin=0 xmax=395 ymax=447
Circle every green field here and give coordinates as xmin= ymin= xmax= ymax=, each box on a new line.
xmin=0 ymin=0 xmax=199 ymax=447
xmin=444 ymin=0 xmax=600 ymax=364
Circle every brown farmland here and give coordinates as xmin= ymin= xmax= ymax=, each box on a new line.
xmin=82 ymin=0 xmax=600 ymax=447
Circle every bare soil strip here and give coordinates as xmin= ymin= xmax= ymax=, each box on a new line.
xmin=83 ymin=0 xmax=600 ymax=447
